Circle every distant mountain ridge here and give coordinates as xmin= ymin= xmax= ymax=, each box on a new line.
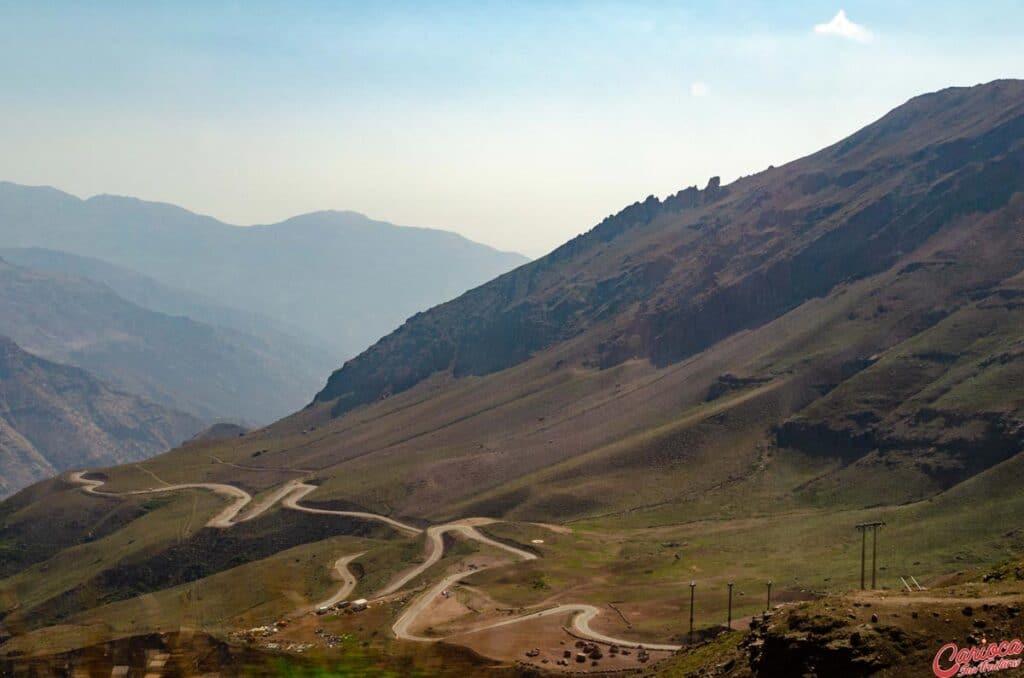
xmin=0 ymin=246 xmax=324 ymax=352
xmin=0 ymin=335 xmax=198 ymax=497
xmin=0 ymin=186 xmax=529 ymax=359
xmin=0 ymin=257 xmax=324 ymax=423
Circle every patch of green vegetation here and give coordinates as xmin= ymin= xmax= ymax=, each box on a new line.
xmin=655 ymin=631 xmax=744 ymax=676
xmin=0 ymin=490 xmax=225 ymax=615
xmin=353 ymin=537 xmax=426 ymax=596
xmin=470 ymin=456 xmax=1024 ymax=640
xmin=139 ymin=496 xmax=173 ymax=512
xmin=263 ymin=642 xmax=422 ymax=678
xmin=446 ymin=536 xmax=481 ymax=560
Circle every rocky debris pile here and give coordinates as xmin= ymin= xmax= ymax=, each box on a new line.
xmin=549 ymin=640 xmax=607 ymax=668
xmin=316 ymin=599 xmax=366 ymax=616
xmin=230 ymin=625 xmax=280 ymax=642
xmin=521 ymin=636 xmax=661 ymax=670
xmin=982 ymin=560 xmax=1024 ymax=583
xmin=229 ymin=625 xmax=315 ymax=654
xmin=313 ymin=627 xmax=350 ymax=649
xmin=744 ymin=606 xmax=908 ymax=677
xmin=576 ymin=639 xmax=604 ymax=663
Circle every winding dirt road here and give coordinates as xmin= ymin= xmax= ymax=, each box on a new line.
xmin=70 ymin=473 xmax=422 ymax=534
xmin=69 ymin=471 xmax=681 ymax=653
xmin=381 ymin=519 xmax=536 ymax=597
xmin=71 ymin=471 xmax=254 ymax=529
xmin=281 ymin=482 xmax=422 ymax=536
xmin=305 ymin=553 xmax=364 ymax=614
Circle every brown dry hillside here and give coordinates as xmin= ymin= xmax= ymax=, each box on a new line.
xmin=86 ymin=79 xmax=1024 ymax=525
xmin=316 ymin=80 xmax=1024 ymax=417
xmin=0 ymin=336 xmax=199 ymax=496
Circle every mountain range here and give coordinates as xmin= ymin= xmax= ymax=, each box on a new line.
xmin=0 ymin=190 xmax=528 ymax=494
xmin=0 ymin=246 xmax=321 ymax=352
xmin=0 ymin=185 xmax=529 ymax=358
xmin=3 ymin=80 xmax=1024 ymax=675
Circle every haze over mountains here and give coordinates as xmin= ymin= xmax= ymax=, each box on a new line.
xmin=0 ymin=335 xmax=198 ymax=496
xmin=0 ymin=246 xmax=318 ymax=350
xmin=0 ymin=189 xmax=527 ymax=495
xmin=0 ymin=183 xmax=529 ymax=357
xmin=0 ymin=256 xmax=324 ymax=424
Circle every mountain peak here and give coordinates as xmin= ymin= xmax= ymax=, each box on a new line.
xmin=0 ymin=333 xmax=19 ymax=353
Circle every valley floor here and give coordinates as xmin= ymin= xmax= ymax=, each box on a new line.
xmin=2 ymin=474 xmax=683 ymax=674
xmin=5 ymin=451 xmax=1024 ymax=676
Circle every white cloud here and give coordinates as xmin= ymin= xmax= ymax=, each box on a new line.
xmin=690 ymin=81 xmax=709 ymax=97
xmin=814 ymin=9 xmax=873 ymax=43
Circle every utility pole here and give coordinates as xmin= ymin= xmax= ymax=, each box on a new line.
xmin=766 ymin=580 xmax=772 ymax=611
xmin=855 ymin=522 xmax=885 ymax=590
xmin=872 ymin=523 xmax=881 ymax=589
xmin=727 ymin=581 xmax=734 ymax=630
xmin=689 ymin=581 xmax=696 ymax=643
xmin=859 ymin=526 xmax=866 ymax=589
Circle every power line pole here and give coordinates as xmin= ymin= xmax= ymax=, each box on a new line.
xmin=689 ymin=581 xmax=696 ymax=643
xmin=727 ymin=581 xmax=734 ymax=630
xmin=872 ymin=523 xmax=882 ymax=589
xmin=859 ymin=526 xmax=866 ymax=589
xmin=855 ymin=522 xmax=885 ymax=589
xmin=766 ymin=580 xmax=772 ymax=611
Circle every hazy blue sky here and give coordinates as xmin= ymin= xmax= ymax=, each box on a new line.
xmin=1 ymin=2 xmax=1022 ymax=256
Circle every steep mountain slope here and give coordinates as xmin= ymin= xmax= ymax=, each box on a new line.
xmin=79 ymin=79 xmax=1024 ymax=522
xmin=317 ymin=80 xmax=1024 ymax=417
xmin=0 ymin=336 xmax=198 ymax=496
xmin=0 ymin=190 xmax=529 ymax=356
xmin=0 ymin=257 xmax=324 ymax=423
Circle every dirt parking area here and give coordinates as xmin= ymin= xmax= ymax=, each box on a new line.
xmin=448 ymin=611 xmax=674 ymax=672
